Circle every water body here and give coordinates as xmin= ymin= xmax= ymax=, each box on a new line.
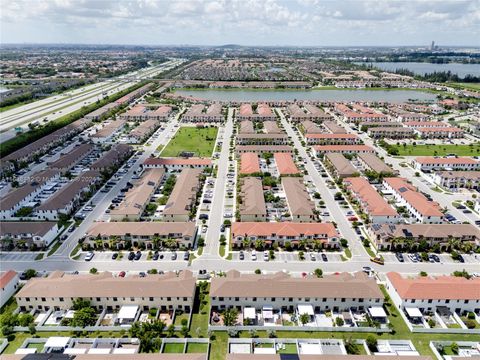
xmin=174 ymin=89 xmax=437 ymax=103
xmin=359 ymin=62 xmax=480 ymax=78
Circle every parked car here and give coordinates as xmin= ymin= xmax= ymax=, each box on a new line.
xmin=152 ymin=251 xmax=159 ymax=261
xmin=128 ymin=252 xmax=135 ymax=261
xmin=263 ymin=251 xmax=269 ymax=262
xmin=310 ymin=253 xmax=316 ymax=261
xmin=118 ymin=271 xmax=126 ymax=278
xmin=111 ymin=253 xmax=118 ymax=260
xmin=139 ymin=272 xmax=146 ymax=278
xmin=458 ymin=254 xmax=465 ymax=263
xmin=171 ymin=252 xmax=177 ymax=260
xmin=184 ymin=252 xmax=190 ymax=261
xmin=395 ymin=253 xmax=404 ymax=262
xmin=239 ymin=251 xmax=244 ymax=260
xmin=199 ymin=214 xmax=209 ymax=220
xmin=251 ymin=250 xmax=257 ymax=261
xmin=321 ymin=253 xmax=328 ymax=262
xmin=85 ymin=252 xmax=94 ymax=261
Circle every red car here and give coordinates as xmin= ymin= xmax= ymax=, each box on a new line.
xmin=348 ymin=216 xmax=358 ymax=221
xmin=118 ymin=271 xmax=126 ymax=278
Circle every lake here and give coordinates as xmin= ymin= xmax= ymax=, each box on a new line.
xmin=174 ymin=89 xmax=437 ymax=103
xmin=359 ymin=62 xmax=480 ymax=77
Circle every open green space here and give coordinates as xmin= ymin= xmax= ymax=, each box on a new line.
xmin=162 ymin=342 xmax=185 ymax=353
xmin=447 ymin=82 xmax=480 ymax=91
xmin=186 ymin=342 xmax=209 ymax=353
xmin=161 ymin=126 xmax=218 ymax=157
xmin=389 ymin=144 xmax=480 ymax=156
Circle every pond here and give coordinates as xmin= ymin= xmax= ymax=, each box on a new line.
xmin=174 ymin=89 xmax=437 ymax=103
xmin=358 ymin=62 xmax=480 ymax=77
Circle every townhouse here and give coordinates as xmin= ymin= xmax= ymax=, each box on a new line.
xmin=236 ymin=134 xmax=289 ymax=146
xmin=0 ymin=169 xmax=60 ymax=220
xmin=274 ymin=153 xmax=300 ymax=176
xmin=0 ymin=270 xmax=19 ymax=308
xmin=0 ymin=222 xmax=59 ymax=250
xmin=368 ymin=127 xmax=415 ymax=139
xmin=386 ymin=272 xmax=480 ymax=316
xmin=239 ymin=177 xmax=267 ymax=222
xmin=369 ymin=223 xmax=480 ymax=251
xmin=359 ymin=121 xmax=403 ymax=130
xmin=227 ymin=355 xmax=429 ymax=360
xmin=403 ymin=121 xmax=447 ymax=129
xmin=90 ymin=144 xmax=133 ymax=172
xmin=414 ymin=127 xmax=464 ymax=139
xmin=16 ymin=270 xmax=196 ymax=313
xmin=299 ymin=120 xmax=323 ymax=134
xmin=85 ymin=102 xmax=117 ymax=120
xmin=239 ymin=120 xmax=255 ymax=134
xmin=343 ymin=112 xmax=388 ymax=124
xmin=182 ymin=103 xmax=223 ymax=122
xmin=282 ymin=177 xmax=316 ymax=222
xmin=304 ymin=104 xmax=332 ymax=122
xmin=383 ymin=178 xmax=443 ymax=223
xmin=433 ymin=171 xmax=480 ymax=191
xmin=163 ymin=168 xmax=203 ymax=222
xmin=323 ymin=121 xmax=347 ymax=134
xmin=390 ymin=109 xmax=429 ymax=122
xmin=287 ymin=104 xmax=331 ymax=122
xmin=48 ymin=144 xmax=95 ymax=172
xmin=148 ymin=105 xmax=172 ymax=121
xmin=305 ymin=133 xmax=361 ymax=145
xmin=412 ymin=157 xmax=480 ymax=172
xmin=240 ymin=153 xmax=261 ymax=175
xmin=344 ymin=177 xmax=400 ymax=224
xmin=231 ymin=222 xmax=339 ymax=249
xmin=90 ymin=120 xmax=126 ymax=143
xmin=144 ymin=157 xmax=212 ymax=170
xmin=263 ymin=120 xmax=283 ymax=134
xmin=236 ymin=145 xmax=293 ymax=156
xmin=323 ymin=153 xmax=359 ymax=179
xmin=110 ymin=169 xmax=165 ymax=221
xmin=125 ymin=119 xmax=160 ymax=144
xmin=237 ymin=103 xmax=276 ymax=121
xmin=210 ymin=271 xmax=384 ymax=314
xmin=1 ymin=118 xmax=91 ymax=166
xmin=86 ymin=221 xmax=197 ymax=249
xmin=119 ymin=105 xmax=149 ymax=121
xmin=35 ymin=170 xmax=101 ymax=221
xmin=357 ymin=153 xmax=395 ymax=177
xmin=314 ymin=145 xmax=375 ymax=156
xmin=114 ymin=83 xmax=153 ymax=106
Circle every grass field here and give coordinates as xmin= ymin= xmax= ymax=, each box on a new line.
xmin=161 ymin=127 xmax=218 ymax=157
xmin=391 ymin=144 xmax=480 ymax=156
xmin=447 ymin=82 xmax=480 ymax=91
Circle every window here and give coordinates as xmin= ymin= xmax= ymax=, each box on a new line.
xmin=60 ymin=298 xmax=64 ymax=302
xmin=41 ymin=297 xmax=46 ymax=302
xmin=341 ymin=298 xmax=345 ymax=302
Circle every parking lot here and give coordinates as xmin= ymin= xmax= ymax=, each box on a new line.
xmin=78 ymin=250 xmax=191 ymax=263
xmin=229 ymin=250 xmax=343 ymax=262
xmin=382 ymin=252 xmax=480 ymax=265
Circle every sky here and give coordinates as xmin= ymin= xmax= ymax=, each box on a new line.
xmin=1 ymin=0 xmax=479 ymax=46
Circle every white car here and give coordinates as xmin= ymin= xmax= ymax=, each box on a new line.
xmin=251 ymin=250 xmax=257 ymax=261
xmin=263 ymin=251 xmax=269 ymax=261
xmin=84 ymin=252 xmax=94 ymax=261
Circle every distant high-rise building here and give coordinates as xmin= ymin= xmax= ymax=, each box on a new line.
xmin=430 ymin=41 xmax=435 ymax=51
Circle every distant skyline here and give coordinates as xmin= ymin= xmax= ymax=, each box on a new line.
xmin=2 ymin=0 xmax=479 ymax=47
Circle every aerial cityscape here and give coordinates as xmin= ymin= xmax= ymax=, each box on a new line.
xmin=0 ymin=1 xmax=479 ymax=360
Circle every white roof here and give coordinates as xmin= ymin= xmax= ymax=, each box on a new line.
xmin=297 ymin=304 xmax=314 ymax=316
xmin=299 ymin=343 xmax=322 ymax=355
xmin=254 ymin=347 xmax=276 ymax=354
xmin=113 ymin=348 xmax=137 ymax=354
xmin=405 ymin=307 xmax=423 ymax=318
xmin=243 ymin=307 xmax=256 ymax=319
xmin=45 ymin=337 xmax=70 ymax=349
xmin=88 ymin=348 xmax=111 ymax=354
xmin=263 ymin=309 xmax=273 ymax=319
xmin=15 ymin=348 xmax=37 ymax=354
xmin=64 ymin=348 xmax=87 ymax=354
xmin=118 ymin=305 xmax=138 ymax=320
xmin=369 ymin=306 xmax=387 ymax=318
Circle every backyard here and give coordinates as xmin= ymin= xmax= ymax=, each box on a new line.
xmin=161 ymin=126 xmax=218 ymax=157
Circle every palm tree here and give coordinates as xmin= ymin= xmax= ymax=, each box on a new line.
xmin=299 ymin=313 xmax=310 ymax=326
xmin=222 ymin=307 xmax=239 ymax=326
xmin=242 ymin=238 xmax=250 ymax=249
xmin=152 ymin=236 xmax=161 ymax=250
xmin=254 ymin=239 xmax=265 ymax=250
xmin=299 ymin=239 xmax=309 ymax=250
xmin=164 ymin=238 xmax=177 ymax=249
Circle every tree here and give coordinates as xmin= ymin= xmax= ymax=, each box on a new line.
xmin=299 ymin=313 xmax=310 ymax=325
xmin=70 ymin=307 xmax=97 ymax=327
xmin=89 ymin=268 xmax=98 ymax=274
xmin=254 ymin=269 xmax=261 ymax=274
xmin=222 ymin=307 xmax=239 ymax=327
xmin=72 ymin=298 xmax=91 ymax=310
xmin=18 ymin=314 xmax=34 ymax=327
xmin=335 ymin=317 xmax=345 ymax=326
xmin=166 ymin=324 xmax=175 ymax=337
xmin=344 ymin=337 xmax=360 ymax=355
xmin=451 ymin=342 xmax=459 ymax=355
xmin=180 ymin=325 xmax=189 ymax=337
xmin=24 ymin=269 xmax=37 ymax=280
xmin=366 ymin=335 xmax=378 ymax=351
xmin=314 ymin=268 xmax=323 ymax=278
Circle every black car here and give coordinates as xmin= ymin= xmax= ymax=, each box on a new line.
xmin=134 ymin=251 xmax=142 ymax=260
xmin=239 ymin=251 xmax=244 ymax=260
xmin=199 ymin=214 xmax=209 ymax=220
xmin=203 ymin=199 xmax=211 ymax=204
xmin=184 ymin=252 xmax=190 ymax=261
xmin=355 ymin=228 xmax=362 ymax=235
xmin=432 ymin=254 xmax=440 ymax=262
xmin=458 ymin=255 xmax=465 ymax=263
xmin=61 ymin=235 xmax=68 ymax=241
xmin=152 ymin=251 xmax=159 ymax=260
xmin=112 ymin=253 xmax=118 ymax=260
xmin=159 ymin=254 xmax=164 ymax=259
xmin=321 ymin=253 xmax=328 ymax=262
xmin=128 ymin=252 xmax=135 ymax=261
xmin=139 ymin=272 xmax=146 ymax=278
xmin=395 ymin=253 xmax=404 ymax=262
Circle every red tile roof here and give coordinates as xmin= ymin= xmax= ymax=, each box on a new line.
xmin=0 ymin=270 xmax=17 ymax=289
xmin=415 ymin=157 xmax=478 ymax=165
xmin=240 ymin=153 xmax=260 ymax=174
xmin=274 ymin=153 xmax=299 ymax=175
xmin=387 ymin=272 xmax=480 ymax=300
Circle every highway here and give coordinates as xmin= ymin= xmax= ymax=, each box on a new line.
xmin=0 ymin=60 xmax=184 ymax=142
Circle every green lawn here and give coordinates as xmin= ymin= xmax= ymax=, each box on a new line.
xmin=162 ymin=342 xmax=185 ymax=353
xmin=173 ymin=312 xmax=190 ymax=326
xmin=391 ymin=144 xmax=480 ymax=156
xmin=447 ymin=82 xmax=480 ymax=91
xmin=189 ymin=284 xmax=210 ymax=338
xmin=161 ymin=127 xmax=218 ymax=157
xmin=186 ymin=342 xmax=209 ymax=353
